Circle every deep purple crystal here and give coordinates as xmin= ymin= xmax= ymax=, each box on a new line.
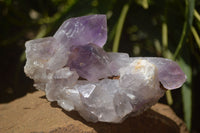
xmin=67 ymin=43 xmax=112 ymax=82
xmin=54 ymin=15 xmax=107 ymax=48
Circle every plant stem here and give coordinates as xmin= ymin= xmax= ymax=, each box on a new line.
xmin=162 ymin=21 xmax=173 ymax=105
xmin=194 ymin=9 xmax=200 ymax=22
xmin=112 ymin=3 xmax=129 ymax=52
xmin=166 ymin=90 xmax=173 ymax=105
xmin=191 ymin=26 xmax=200 ymax=49
xmin=162 ymin=22 xmax=168 ymax=50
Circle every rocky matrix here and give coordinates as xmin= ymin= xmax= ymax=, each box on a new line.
xmin=24 ymin=14 xmax=186 ymax=123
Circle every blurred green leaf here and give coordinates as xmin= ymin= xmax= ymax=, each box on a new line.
xmin=173 ymin=0 xmax=195 ymax=130
xmin=178 ymin=58 xmax=192 ymax=130
xmin=173 ymin=0 xmax=195 ymax=59
xmin=135 ymin=0 xmax=149 ymax=9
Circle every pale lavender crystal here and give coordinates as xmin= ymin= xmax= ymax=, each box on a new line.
xmin=24 ymin=15 xmax=186 ymax=123
xmin=76 ymin=79 xmax=120 ymax=122
xmin=130 ymin=57 xmax=186 ymax=90
xmin=24 ymin=37 xmax=58 ymax=90
xmin=107 ymin=52 xmax=130 ymax=75
xmin=46 ymin=67 xmax=79 ymax=102
xmin=67 ymin=43 xmax=112 ymax=81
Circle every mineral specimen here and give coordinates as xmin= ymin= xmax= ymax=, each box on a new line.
xmin=67 ymin=43 xmax=112 ymax=82
xmin=24 ymin=14 xmax=186 ymax=123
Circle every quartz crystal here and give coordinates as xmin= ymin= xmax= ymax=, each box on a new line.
xmin=67 ymin=43 xmax=112 ymax=82
xmin=24 ymin=14 xmax=186 ymax=123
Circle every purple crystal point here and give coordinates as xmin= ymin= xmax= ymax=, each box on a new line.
xmin=147 ymin=58 xmax=186 ymax=90
xmin=131 ymin=57 xmax=186 ymax=90
xmin=67 ymin=43 xmax=112 ymax=82
xmin=54 ymin=15 xmax=107 ymax=48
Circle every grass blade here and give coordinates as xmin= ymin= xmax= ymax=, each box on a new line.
xmin=112 ymin=3 xmax=129 ymax=52
xmin=178 ymin=58 xmax=192 ymax=130
xmin=194 ymin=9 xmax=200 ymax=22
xmin=191 ymin=26 xmax=200 ymax=49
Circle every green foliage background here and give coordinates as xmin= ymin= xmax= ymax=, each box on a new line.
xmin=0 ymin=0 xmax=200 ymax=132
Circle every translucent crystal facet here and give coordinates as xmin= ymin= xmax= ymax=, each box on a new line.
xmin=67 ymin=43 xmax=112 ymax=81
xmin=24 ymin=15 xmax=186 ymax=123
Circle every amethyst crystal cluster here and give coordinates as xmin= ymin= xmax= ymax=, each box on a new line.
xmin=24 ymin=15 xmax=186 ymax=123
